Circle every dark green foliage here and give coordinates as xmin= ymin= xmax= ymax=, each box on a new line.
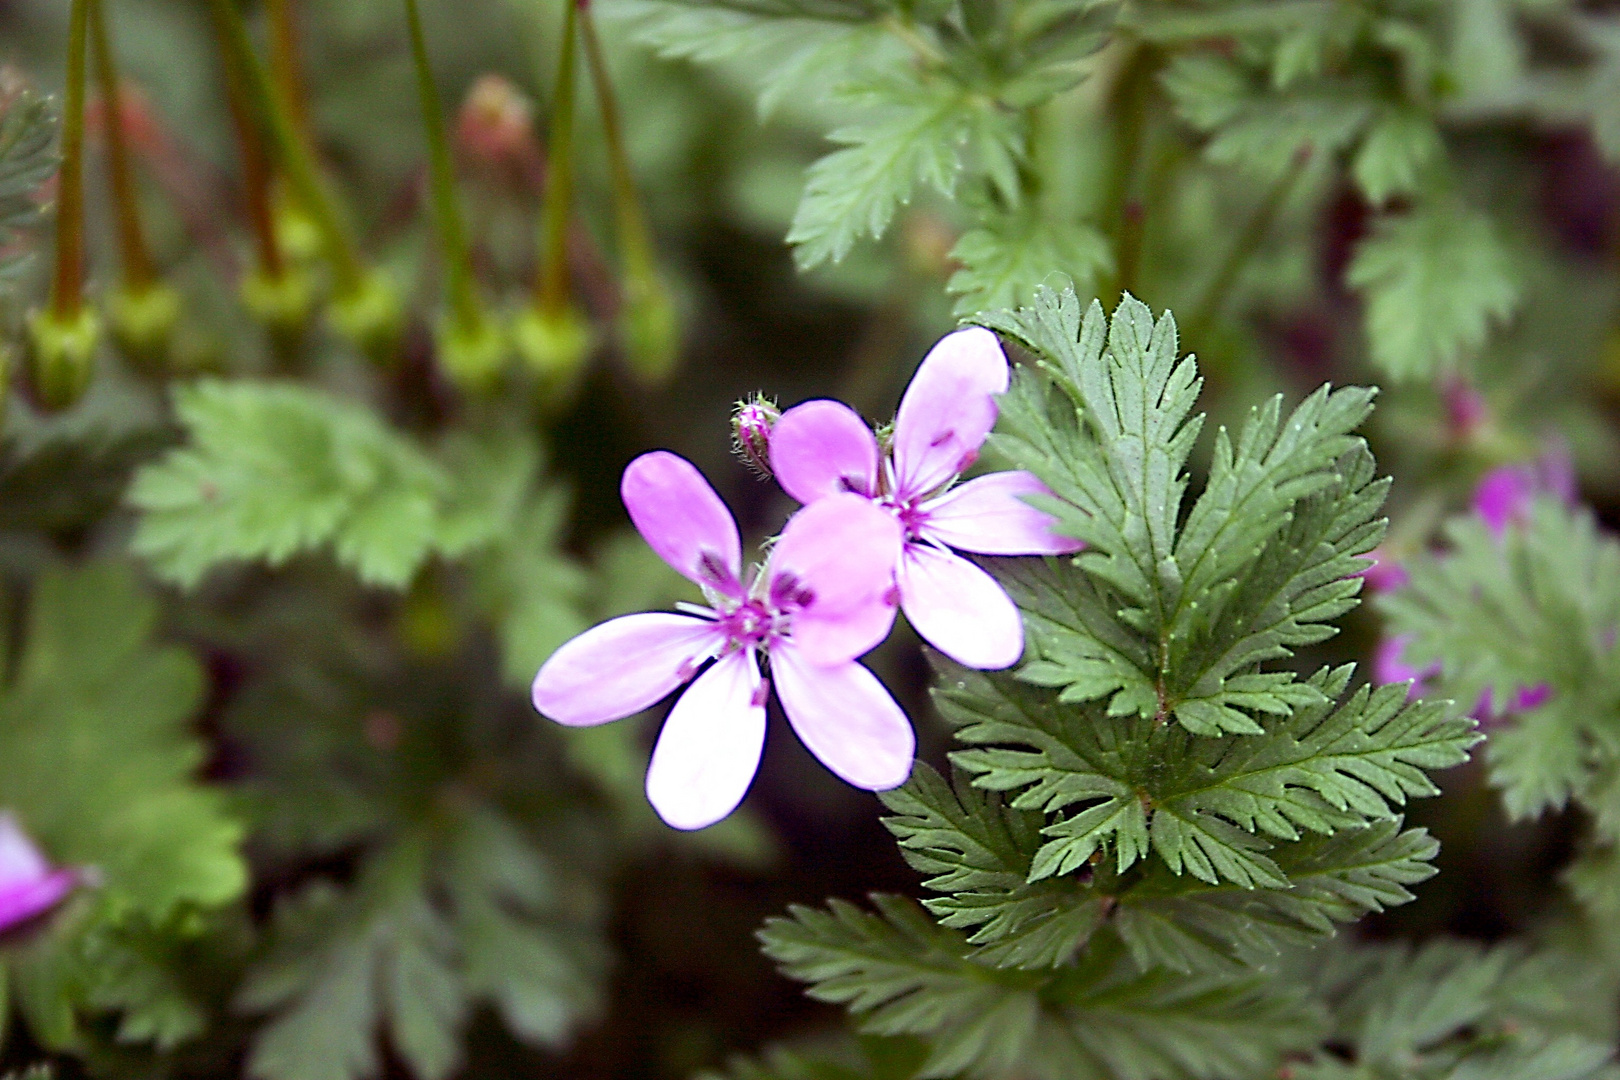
xmin=238 ymin=816 xmax=605 ymax=1080
xmin=1293 ymin=940 xmax=1620 ymax=1080
xmin=760 ymin=895 xmax=1320 ymax=1080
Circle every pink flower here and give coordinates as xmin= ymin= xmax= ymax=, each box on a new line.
xmin=532 ymin=451 xmax=912 ymax=830
xmin=1373 ymin=634 xmax=1439 ymax=698
xmin=1361 ymin=546 xmax=1410 ymax=593
xmin=768 ymin=328 xmax=1081 ymax=671
xmin=1473 ymin=448 xmax=1576 ymax=537
xmin=0 ymin=814 xmax=77 ymax=933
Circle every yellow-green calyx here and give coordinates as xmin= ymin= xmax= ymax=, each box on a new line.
xmin=27 ymin=306 xmax=102 ymax=410
xmin=513 ymin=305 xmax=591 ymax=388
xmin=436 ymin=313 xmax=508 ymax=393
xmin=107 ymin=281 xmax=182 ymax=373
xmin=620 ymin=269 xmax=680 ymax=384
xmin=241 ymin=263 xmax=316 ymax=333
xmin=328 ymin=269 xmax=403 ymax=361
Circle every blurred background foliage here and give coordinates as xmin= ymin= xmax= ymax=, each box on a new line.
xmin=0 ymin=0 xmax=1617 ymax=1076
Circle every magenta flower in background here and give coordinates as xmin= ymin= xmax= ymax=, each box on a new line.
xmin=0 ymin=813 xmax=77 ymax=933
xmin=1374 ymin=634 xmax=1440 ymax=698
xmin=1361 ymin=546 xmax=1410 ymax=593
xmin=768 ymin=328 xmax=1081 ymax=671
xmin=532 ymin=451 xmax=912 ymax=830
xmin=1473 ymin=449 xmax=1577 ymax=536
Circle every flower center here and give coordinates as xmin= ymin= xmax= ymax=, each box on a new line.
xmin=718 ymin=599 xmax=782 ymax=651
xmin=883 ymin=494 xmax=930 ymax=542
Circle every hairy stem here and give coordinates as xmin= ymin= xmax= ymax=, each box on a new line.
xmin=88 ymin=0 xmax=155 ymax=292
xmin=51 ymin=0 xmax=91 ymax=320
xmin=403 ymin=0 xmax=483 ymax=333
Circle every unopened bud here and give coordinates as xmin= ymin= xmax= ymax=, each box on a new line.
xmin=107 ymin=281 xmax=182 ymax=374
xmin=26 ymin=306 xmax=100 ymax=411
xmin=731 ymin=394 xmax=780 ymax=479
xmin=328 ymin=269 xmax=404 ymax=364
xmin=513 ymin=304 xmax=592 ymax=396
xmin=1442 ymin=377 xmax=1488 ymax=443
xmin=620 ymin=268 xmax=680 ymax=384
xmin=456 ymin=74 xmax=536 ymax=170
xmin=436 ymin=312 xmax=508 ymax=393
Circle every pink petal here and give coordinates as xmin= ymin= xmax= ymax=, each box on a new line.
xmin=770 ymin=400 xmax=880 ymax=503
xmin=891 ymin=328 xmax=1009 ymax=498
xmin=898 ymin=544 xmax=1024 ymax=670
xmin=621 ymin=451 xmax=743 ymax=595
xmin=1473 ymin=466 xmax=1535 ymax=537
xmin=771 ymin=645 xmax=914 ymax=791
xmin=0 ymin=816 xmax=75 ymax=932
xmin=769 ymin=494 xmax=902 ymax=665
xmin=533 ymin=613 xmax=723 ymax=727
xmin=0 ymin=814 xmax=51 ymax=892
xmin=0 ymin=870 xmax=77 ymax=932
xmin=645 ymin=650 xmax=767 ymax=830
xmin=919 ymin=471 xmax=1081 ymax=556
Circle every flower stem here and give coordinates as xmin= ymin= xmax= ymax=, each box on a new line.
xmin=533 ymin=0 xmax=578 ymax=317
xmin=1185 ymin=147 xmax=1310 ymax=335
xmin=265 ymin=0 xmax=313 ymax=144
xmin=204 ymin=0 xmax=364 ymax=296
xmin=578 ymin=0 xmax=652 ymax=290
xmin=50 ymin=0 xmax=91 ymax=321
xmin=403 ymin=0 xmax=483 ymax=334
xmin=1101 ymin=41 xmax=1154 ymax=302
xmin=87 ymin=0 xmax=154 ymax=292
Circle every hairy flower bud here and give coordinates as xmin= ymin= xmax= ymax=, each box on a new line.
xmin=456 ymin=74 xmax=536 ymax=171
xmin=26 ymin=305 xmax=100 ymax=411
xmin=731 ymin=394 xmax=779 ymax=479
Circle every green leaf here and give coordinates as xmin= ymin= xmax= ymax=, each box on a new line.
xmin=787 ymin=75 xmax=1006 ymax=269
xmin=941 ymin=659 xmax=1474 ymax=889
xmin=128 ymin=382 xmax=446 ymax=589
xmin=1352 ymin=109 xmax=1444 ymax=205
xmin=946 ymin=217 xmax=1112 ymax=317
xmin=0 ymin=88 xmax=57 ymax=285
xmin=1347 ymin=201 xmax=1521 ymax=382
xmin=0 ymin=562 xmax=245 ymax=1049
xmin=1380 ymin=499 xmax=1620 ymax=823
xmin=240 ymin=810 xmax=603 ymax=1080
xmin=760 ymin=896 xmax=1319 ymax=1080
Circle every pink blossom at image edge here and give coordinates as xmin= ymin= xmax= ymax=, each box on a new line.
xmin=0 ymin=813 xmax=77 ymax=933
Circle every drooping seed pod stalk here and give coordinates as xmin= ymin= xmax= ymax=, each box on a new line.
xmin=403 ymin=0 xmax=506 ymax=392
xmin=27 ymin=0 xmax=100 ymax=410
xmin=578 ymin=0 xmax=679 ymax=383
xmin=204 ymin=0 xmax=401 ymax=362
xmin=514 ymin=0 xmax=592 ymax=396
xmin=88 ymin=0 xmax=181 ymax=373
